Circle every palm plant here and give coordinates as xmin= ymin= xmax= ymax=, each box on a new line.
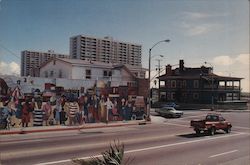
xmin=72 ymin=140 xmax=133 ymax=165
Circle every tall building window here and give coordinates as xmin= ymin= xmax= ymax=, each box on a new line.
xmin=194 ymin=80 xmax=199 ymax=88
xmin=86 ymin=69 xmax=91 ymax=79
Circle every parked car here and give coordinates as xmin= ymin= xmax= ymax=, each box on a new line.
xmin=190 ymin=113 xmax=232 ymax=135
xmin=161 ymin=102 xmax=179 ymax=109
xmin=155 ymin=107 xmax=183 ymax=118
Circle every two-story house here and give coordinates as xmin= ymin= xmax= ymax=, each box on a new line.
xmin=158 ymin=60 xmax=243 ymax=104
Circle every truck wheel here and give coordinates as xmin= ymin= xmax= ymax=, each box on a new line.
xmin=131 ymin=114 xmax=137 ymax=120
xmin=142 ymin=114 xmax=147 ymax=120
xmin=226 ymin=126 xmax=231 ymax=133
xmin=195 ymin=129 xmax=200 ymax=135
xmin=209 ymin=127 xmax=215 ymax=136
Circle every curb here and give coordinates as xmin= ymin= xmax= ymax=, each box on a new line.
xmin=0 ymin=121 xmax=151 ymax=135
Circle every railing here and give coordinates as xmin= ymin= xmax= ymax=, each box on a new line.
xmin=218 ymin=86 xmax=240 ymax=90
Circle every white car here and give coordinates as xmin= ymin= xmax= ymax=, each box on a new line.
xmin=155 ymin=107 xmax=183 ymax=118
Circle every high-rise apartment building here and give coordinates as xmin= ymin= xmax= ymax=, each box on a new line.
xmin=21 ymin=50 xmax=69 ymax=76
xmin=70 ymin=35 xmax=142 ymax=66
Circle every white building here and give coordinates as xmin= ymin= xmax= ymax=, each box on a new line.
xmin=70 ymin=35 xmax=142 ymax=66
xmin=40 ymin=58 xmax=147 ymax=88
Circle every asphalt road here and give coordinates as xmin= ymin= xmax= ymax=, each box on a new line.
xmin=1 ymin=110 xmax=249 ymax=165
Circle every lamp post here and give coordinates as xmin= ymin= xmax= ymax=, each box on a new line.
xmin=204 ymin=61 xmax=214 ymax=110
xmin=148 ymin=39 xmax=170 ymax=121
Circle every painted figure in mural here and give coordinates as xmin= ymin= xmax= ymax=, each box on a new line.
xmin=29 ymin=98 xmax=36 ymax=126
xmin=100 ymin=95 xmax=106 ymax=122
xmin=68 ymin=99 xmax=79 ymax=126
xmin=83 ymin=96 xmax=89 ymax=123
xmin=105 ymin=97 xmax=113 ymax=122
xmin=42 ymin=101 xmax=52 ymax=126
xmin=21 ymin=99 xmax=31 ymax=127
xmin=93 ymin=95 xmax=99 ymax=122
xmin=33 ymin=99 xmax=44 ymax=127
xmin=54 ymin=98 xmax=62 ymax=125
xmin=8 ymin=97 xmax=16 ymax=127
xmin=121 ymin=98 xmax=127 ymax=121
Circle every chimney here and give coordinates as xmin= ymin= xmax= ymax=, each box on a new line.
xmin=179 ymin=60 xmax=184 ymax=72
xmin=166 ymin=65 xmax=172 ymax=76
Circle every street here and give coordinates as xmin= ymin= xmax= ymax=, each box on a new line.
xmin=1 ymin=110 xmax=250 ymax=165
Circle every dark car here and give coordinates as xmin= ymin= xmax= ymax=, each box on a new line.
xmin=161 ymin=102 xmax=179 ymax=109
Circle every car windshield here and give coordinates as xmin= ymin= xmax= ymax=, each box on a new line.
xmin=163 ymin=107 xmax=174 ymax=111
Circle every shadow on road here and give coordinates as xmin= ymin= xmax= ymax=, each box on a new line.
xmin=177 ymin=132 xmax=225 ymax=138
xmin=78 ymin=131 xmax=103 ymax=134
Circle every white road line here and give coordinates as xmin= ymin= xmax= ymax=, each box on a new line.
xmin=209 ymin=150 xmax=238 ymax=158
xmin=35 ymin=132 xmax=246 ymax=165
xmin=2 ymin=139 xmax=46 ymax=144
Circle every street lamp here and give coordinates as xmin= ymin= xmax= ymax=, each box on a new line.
xmin=204 ymin=61 xmax=214 ymax=110
xmin=148 ymin=39 xmax=170 ymax=120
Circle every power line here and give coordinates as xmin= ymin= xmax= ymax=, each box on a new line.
xmin=0 ymin=42 xmax=21 ymax=59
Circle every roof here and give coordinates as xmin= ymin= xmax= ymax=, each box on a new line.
xmin=158 ymin=65 xmax=243 ymax=81
xmin=40 ymin=57 xmax=114 ymax=69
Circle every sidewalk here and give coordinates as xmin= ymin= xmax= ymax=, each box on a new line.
xmin=0 ymin=120 xmax=150 ymax=135
xmin=200 ymin=109 xmax=250 ymax=112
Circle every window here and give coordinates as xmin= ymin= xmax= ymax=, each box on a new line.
xmin=59 ymin=70 xmax=62 ymax=78
xmin=193 ymin=93 xmax=199 ymax=100
xmin=194 ymin=80 xmax=199 ymax=88
xmin=50 ymin=71 xmax=54 ymax=77
xmin=103 ymin=70 xmax=112 ymax=78
xmin=171 ymin=80 xmax=176 ymax=88
xmin=86 ymin=69 xmax=91 ymax=79
xmin=171 ymin=92 xmax=176 ymax=100
xmin=44 ymin=71 xmax=48 ymax=78
xmin=183 ymin=80 xmax=187 ymax=88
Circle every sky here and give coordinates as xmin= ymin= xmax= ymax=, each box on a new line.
xmin=0 ymin=0 xmax=249 ymax=92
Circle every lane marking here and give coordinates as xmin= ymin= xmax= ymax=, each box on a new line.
xmin=35 ymin=132 xmax=247 ymax=165
xmin=1 ymin=139 xmax=46 ymax=144
xmin=209 ymin=150 xmax=238 ymax=158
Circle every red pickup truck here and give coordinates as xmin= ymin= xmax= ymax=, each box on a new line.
xmin=190 ymin=113 xmax=232 ymax=135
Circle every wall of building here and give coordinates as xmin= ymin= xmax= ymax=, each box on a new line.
xmin=70 ymin=35 xmax=142 ymax=66
xmin=40 ymin=60 xmax=72 ymax=79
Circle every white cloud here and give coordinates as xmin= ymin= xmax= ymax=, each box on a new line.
xmin=212 ymin=56 xmax=234 ymax=66
xmin=211 ymin=53 xmax=249 ymax=92
xmin=183 ymin=12 xmax=212 ymax=20
xmin=180 ymin=11 xmax=226 ymax=36
xmin=183 ymin=12 xmax=229 ymax=20
xmin=181 ymin=22 xmax=220 ymax=36
xmin=0 ymin=61 xmax=20 ymax=75
xmin=235 ymin=54 xmax=249 ymax=65
xmin=212 ymin=54 xmax=249 ymax=66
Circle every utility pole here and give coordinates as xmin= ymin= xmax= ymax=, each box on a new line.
xmin=156 ymin=59 xmax=162 ymax=102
